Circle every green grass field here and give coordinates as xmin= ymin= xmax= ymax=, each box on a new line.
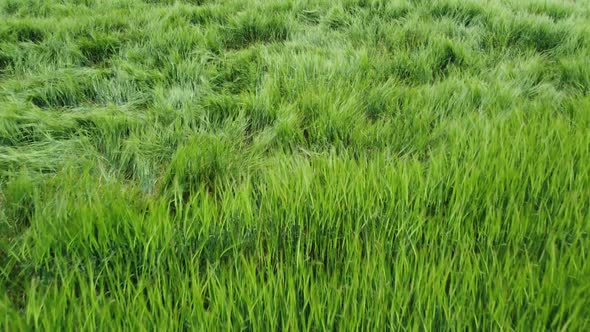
xmin=1 ymin=0 xmax=590 ymax=329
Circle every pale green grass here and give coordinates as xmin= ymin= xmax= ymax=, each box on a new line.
xmin=1 ymin=0 xmax=590 ymax=330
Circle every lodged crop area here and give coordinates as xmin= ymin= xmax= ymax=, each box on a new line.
xmin=1 ymin=0 xmax=590 ymax=330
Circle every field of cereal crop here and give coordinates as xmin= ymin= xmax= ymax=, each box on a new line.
xmin=1 ymin=0 xmax=590 ymax=329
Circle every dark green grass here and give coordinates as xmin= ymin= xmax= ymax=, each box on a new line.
xmin=1 ymin=0 xmax=590 ymax=330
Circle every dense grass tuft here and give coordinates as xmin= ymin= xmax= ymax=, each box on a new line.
xmin=78 ymin=32 xmax=121 ymax=65
xmin=1 ymin=21 xmax=45 ymax=43
xmin=429 ymin=0 xmax=489 ymax=26
xmin=224 ymin=12 xmax=291 ymax=49
xmin=0 ymin=48 xmax=13 ymax=72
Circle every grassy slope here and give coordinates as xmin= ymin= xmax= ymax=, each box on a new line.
xmin=1 ymin=0 xmax=590 ymax=329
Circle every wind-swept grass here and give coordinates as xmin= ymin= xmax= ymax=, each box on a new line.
xmin=1 ymin=0 xmax=590 ymax=330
